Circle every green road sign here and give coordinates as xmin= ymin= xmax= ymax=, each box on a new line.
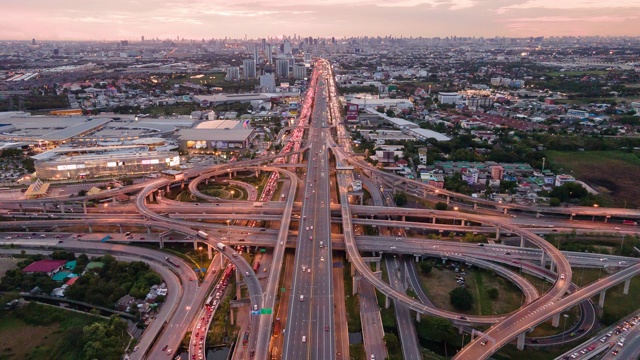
xmin=281 ymin=287 xmax=286 ymax=292
xmin=260 ymin=308 xmax=273 ymax=314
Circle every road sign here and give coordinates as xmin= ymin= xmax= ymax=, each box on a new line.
xmin=281 ymin=288 xmax=286 ymax=292
xmin=260 ymin=308 xmax=273 ymax=314
xmin=251 ymin=310 xmax=260 ymax=315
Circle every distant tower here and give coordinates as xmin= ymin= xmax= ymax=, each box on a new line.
xmin=267 ymin=44 xmax=273 ymax=64
xmin=31 ymin=38 xmax=36 ymax=45
xmin=141 ymin=35 xmax=145 ymax=42
xmin=226 ymin=66 xmax=240 ymax=81
xmin=253 ymin=45 xmax=259 ymax=64
xmin=262 ymin=38 xmax=266 ymax=51
xmin=243 ymin=59 xmax=256 ymax=79
xmin=276 ymin=59 xmax=289 ymax=78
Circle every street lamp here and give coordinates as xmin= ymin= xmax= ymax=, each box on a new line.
xmin=561 ymin=314 xmax=569 ymax=344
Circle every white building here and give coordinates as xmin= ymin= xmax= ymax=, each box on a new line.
xmin=243 ymin=59 xmax=256 ymax=79
xmin=437 ymin=92 xmax=460 ymax=105
xmin=293 ymin=64 xmax=307 ymax=80
xmin=276 ymin=59 xmax=289 ymax=78
xmin=226 ymin=66 xmax=240 ymax=81
xmin=260 ymin=73 xmax=276 ymax=92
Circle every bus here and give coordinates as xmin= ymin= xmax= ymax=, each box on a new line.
xmin=242 ymin=331 xmax=249 ymax=347
xmin=197 ymin=231 xmax=208 ymax=239
xmin=273 ymin=318 xmax=281 ymax=337
xmin=205 ymin=295 xmax=213 ymax=306
xmin=252 ymin=261 xmax=260 ymax=273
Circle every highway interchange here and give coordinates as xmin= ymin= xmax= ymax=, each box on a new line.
xmin=1 ymin=59 xmax=640 ymax=360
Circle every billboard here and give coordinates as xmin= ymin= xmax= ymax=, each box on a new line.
xmin=346 ymin=103 xmax=359 ymax=121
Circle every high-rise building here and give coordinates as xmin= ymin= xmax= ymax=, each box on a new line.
xmin=267 ymin=45 xmax=273 ymax=64
xmin=260 ymin=73 xmax=276 ymax=92
xmin=141 ymin=36 xmax=145 ymax=42
xmin=293 ymin=64 xmax=307 ymax=80
xmin=262 ymin=38 xmax=266 ymax=51
xmin=253 ymin=45 xmax=259 ymax=64
xmin=226 ymin=66 xmax=240 ymax=81
xmin=275 ymin=59 xmax=289 ymax=78
xmin=32 ymin=38 xmax=36 ymax=45
xmin=243 ymin=59 xmax=256 ymax=79
xmin=304 ymin=52 xmax=312 ymax=63
xmin=283 ymin=39 xmax=292 ymax=55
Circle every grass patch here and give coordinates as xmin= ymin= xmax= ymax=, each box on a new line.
xmin=419 ymin=262 xmax=523 ymax=316
xmin=349 ymin=343 xmax=365 ymax=360
xmin=545 ymin=150 xmax=640 ymax=207
xmin=343 ymin=262 xmax=362 ymax=333
xmin=528 ymin=305 xmax=580 ymax=337
xmin=0 ymin=302 xmax=122 ymax=360
xmin=598 ymin=275 xmax=640 ymax=325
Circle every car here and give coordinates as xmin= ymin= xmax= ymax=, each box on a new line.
xmin=505 ymin=252 xmax=511 ymax=255
xmin=320 ymin=256 xmax=324 ymax=261
xmin=570 ymin=353 xmax=578 ymax=359
xmin=133 ymin=346 xmax=139 ymax=352
xmin=162 ymin=345 xmax=168 ymax=351
xmin=310 ymin=225 xmax=314 ymax=230
xmin=480 ymin=340 xmax=488 ymax=346
xmin=139 ymin=237 xmax=145 ymax=240
xmin=307 ymin=268 xmax=311 ymax=273
xmin=309 ymin=236 xmax=313 ymax=240
xmin=478 ymin=243 xmax=484 ymax=246
xmin=612 ymin=349 xmax=619 ymax=355
xmin=300 ymin=295 xmax=304 ymax=302
xmin=215 ymin=203 xmax=221 ymax=206
xmin=390 ymin=246 xmax=396 ymax=250
xmin=253 ymin=305 xmax=258 ymax=311
xmin=167 ymin=349 xmax=172 ymax=354
xmin=560 ymin=273 xmax=565 ymax=280
xmin=458 ymin=316 xmax=467 ymax=320
xmin=370 ymin=355 xmax=375 ymax=360
xmin=245 ymin=271 xmax=250 ymax=276
xmin=259 ymin=228 xmax=266 ymax=231
xmin=302 ymin=336 xmax=306 ymax=343
xmin=306 ymin=226 xmax=309 ymax=231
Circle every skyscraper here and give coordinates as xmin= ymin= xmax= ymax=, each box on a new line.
xmin=276 ymin=59 xmax=289 ymax=78
xmin=253 ymin=45 xmax=259 ymax=64
xmin=226 ymin=66 xmax=240 ymax=81
xmin=283 ymin=39 xmax=292 ymax=55
xmin=243 ymin=59 xmax=256 ymax=79
xmin=293 ymin=64 xmax=307 ymax=80
xmin=262 ymin=38 xmax=266 ymax=52
xmin=267 ymin=44 xmax=273 ymax=64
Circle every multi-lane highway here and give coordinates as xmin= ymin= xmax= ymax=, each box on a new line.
xmin=5 ymin=57 xmax=640 ymax=360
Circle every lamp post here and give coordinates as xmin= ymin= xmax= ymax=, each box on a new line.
xmin=561 ymin=313 xmax=569 ymax=344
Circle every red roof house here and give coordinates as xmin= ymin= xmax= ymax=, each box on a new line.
xmin=22 ymin=260 xmax=67 ymax=277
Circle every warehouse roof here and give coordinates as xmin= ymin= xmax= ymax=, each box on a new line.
xmin=177 ymin=129 xmax=254 ymax=142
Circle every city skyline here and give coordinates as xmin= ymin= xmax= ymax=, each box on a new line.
xmin=2 ymin=0 xmax=640 ymax=41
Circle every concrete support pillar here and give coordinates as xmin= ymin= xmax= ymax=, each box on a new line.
xmin=229 ymin=172 xmax=232 ymax=179
xmin=60 ymin=205 xmax=65 ymax=213
xmin=181 ymin=180 xmax=185 ymax=189
xmin=540 ymin=252 xmax=545 ymax=267
xmin=415 ymin=255 xmax=420 ymax=262
xmin=570 ymin=214 xmax=574 ymax=221
xmin=193 ymin=241 xmax=198 ymax=250
xmin=402 ymin=215 xmax=405 ymax=222
xmin=159 ymin=237 xmax=164 ymax=249
xmin=375 ymin=260 xmax=380 ymax=272
xmin=432 ymin=217 xmax=436 ymax=224
xmin=118 ymin=224 xmax=122 ymax=233
xmin=520 ymin=236 xmax=525 ymax=248
xmin=42 ymin=203 xmax=47 ymax=213
xmin=148 ymin=193 xmax=154 ymax=202
xmin=146 ymin=226 xmax=151 ymax=234
xmin=205 ymin=178 xmax=209 ymax=185
xmin=473 ymin=202 xmax=478 ymax=210
xmin=423 ymin=189 xmax=427 ymax=198
xmin=551 ymin=313 xmax=561 ymax=327
xmin=385 ymin=295 xmax=390 ymax=309
xmin=83 ymin=201 xmax=87 ymax=214
xmin=236 ymin=270 xmax=242 ymax=300
xmin=446 ymin=195 xmax=450 ymax=205
xmin=550 ymin=261 xmax=555 ymax=273
xmin=624 ymin=278 xmax=631 ymax=295
xmin=415 ymin=312 xmax=421 ymax=322
xmin=536 ymin=212 xmax=541 ymax=218
xmin=360 ymin=196 xmax=363 ymax=206
xmin=495 ymin=227 xmax=501 ymax=241
xmin=88 ymin=224 xmax=92 ymax=233
xmin=229 ymin=308 xmax=235 ymax=325
xmin=207 ymin=245 xmax=213 ymax=260
xmin=598 ymin=290 xmax=606 ymax=308
xmin=516 ymin=332 xmax=526 ymax=350
xmin=166 ymin=184 xmax=170 ymax=192
xmin=503 ymin=208 xmax=508 ymax=215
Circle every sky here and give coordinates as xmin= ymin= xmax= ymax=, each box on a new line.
xmin=2 ymin=0 xmax=640 ymax=41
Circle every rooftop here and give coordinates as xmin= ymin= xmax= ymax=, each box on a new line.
xmin=22 ymin=259 xmax=67 ymax=273
xmin=177 ymin=128 xmax=254 ymax=142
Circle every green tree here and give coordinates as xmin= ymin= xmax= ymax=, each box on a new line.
xmin=419 ymin=262 xmax=432 ymax=275
xmin=435 ymin=202 xmax=448 ymax=210
xmin=487 ymin=287 xmax=499 ymax=300
xmin=449 ymin=287 xmax=473 ymax=311
xmin=383 ymin=333 xmax=401 ymax=355
xmin=394 ymin=192 xmax=407 ymax=207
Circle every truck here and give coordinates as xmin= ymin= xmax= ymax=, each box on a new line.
xmin=216 ymin=242 xmax=226 ymax=251
xmin=622 ymin=220 xmax=638 ymax=226
xmin=253 ymin=202 xmax=264 ymax=207
xmin=197 ymin=231 xmax=209 ymax=239
xmin=273 ymin=318 xmax=281 ymax=337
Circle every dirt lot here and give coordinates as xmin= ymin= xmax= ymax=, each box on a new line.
xmin=0 ymin=318 xmax=61 ymax=359
xmin=0 ymin=257 xmax=20 ymax=277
